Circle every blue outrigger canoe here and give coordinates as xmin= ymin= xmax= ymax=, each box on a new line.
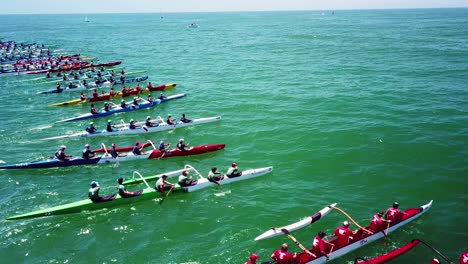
xmin=55 ymin=93 xmax=186 ymax=123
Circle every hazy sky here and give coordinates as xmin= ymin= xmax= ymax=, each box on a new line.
xmin=2 ymin=0 xmax=468 ymax=14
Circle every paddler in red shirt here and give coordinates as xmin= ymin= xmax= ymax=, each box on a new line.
xmin=92 ymin=89 xmax=99 ymax=99
xmin=369 ymin=210 xmax=391 ymax=233
xmin=385 ymin=202 xmax=402 ymax=223
xmin=146 ymin=81 xmax=153 ymax=89
xmin=271 ymin=243 xmax=296 ymax=264
xmin=333 ymin=221 xmax=356 ymax=247
xmin=312 ymin=231 xmax=331 ymax=260
xmin=245 ymin=253 xmax=259 ymax=264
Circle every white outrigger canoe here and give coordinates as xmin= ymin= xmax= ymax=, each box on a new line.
xmin=256 ymin=200 xmax=433 ymax=264
xmin=41 ymin=116 xmax=222 ymax=140
xmin=255 ymin=203 xmax=337 ymax=241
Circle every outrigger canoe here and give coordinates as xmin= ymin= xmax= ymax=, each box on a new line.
xmin=0 ymin=142 xmax=225 ymax=170
xmin=257 ymin=200 xmax=433 ymax=264
xmin=41 ymin=116 xmax=221 ymax=140
xmin=6 ymin=165 xmax=272 ymax=220
xmin=38 ymin=75 xmax=148 ymax=94
xmin=49 ymin=83 xmax=176 ymax=106
xmin=255 ymin=203 xmax=337 ymax=241
xmin=55 ymin=93 xmax=186 ymax=123
xmin=27 ymin=61 xmax=122 ymax=74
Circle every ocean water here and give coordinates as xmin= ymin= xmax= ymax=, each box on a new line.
xmin=0 ymin=9 xmax=467 ymax=263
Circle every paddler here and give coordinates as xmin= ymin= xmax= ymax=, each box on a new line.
xmin=157 ymin=93 xmax=166 ymax=100
xmin=132 ymin=141 xmax=144 ymax=155
xmin=178 ymin=170 xmax=194 ymax=187
xmin=158 ymin=140 xmax=171 ymax=153
xmin=90 ymin=104 xmax=98 ymax=115
xmin=155 ymin=175 xmax=174 ymax=195
xmin=176 ymin=138 xmax=191 ymax=151
xmin=333 ymin=221 xmax=356 ymax=247
xmin=369 ymin=210 xmax=390 ymax=233
xmin=85 ymin=122 xmax=97 ymax=133
xmin=80 ymin=92 xmax=86 ymax=101
xmin=120 ymin=99 xmax=127 ymax=108
xmin=106 ymin=120 xmax=116 ymax=132
xmin=180 ymin=113 xmax=192 ymax=123
xmin=311 ymin=231 xmax=331 ymax=260
xmin=245 ymin=253 xmax=259 ymax=264
xmin=54 ymin=145 xmax=72 ymax=161
xmin=82 ymin=143 xmax=95 ymax=160
xmin=145 ymin=116 xmax=159 ymax=127
xmin=226 ymin=163 xmax=242 ymax=178
xmin=271 ymin=243 xmax=296 ymax=264
xmin=117 ymin=177 xmax=138 ymax=198
xmin=110 ymin=143 xmax=119 ymax=158
xmin=166 ymin=114 xmax=176 ymax=125
xmin=208 ymin=167 xmax=224 ymax=184
xmin=92 ymin=89 xmax=99 ymax=99
xmin=146 ymin=81 xmax=153 ymax=89
xmin=129 ymin=119 xmax=141 ymax=130
xmin=147 ymin=94 xmax=154 ymax=103
xmin=385 ymin=202 xmax=402 ymax=223
xmin=88 ymin=181 xmax=114 ymax=203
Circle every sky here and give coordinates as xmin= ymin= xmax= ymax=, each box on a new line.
xmin=2 ymin=0 xmax=468 ymax=14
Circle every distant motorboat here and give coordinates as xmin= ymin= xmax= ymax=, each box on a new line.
xmin=85 ymin=16 xmax=90 ymax=23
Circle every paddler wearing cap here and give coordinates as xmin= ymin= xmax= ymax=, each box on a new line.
xmin=155 ymin=174 xmax=174 ymax=195
xmin=176 ymin=138 xmax=191 ymax=151
xmin=85 ymin=121 xmax=97 ymax=133
xmin=88 ymin=181 xmax=115 ymax=203
xmin=334 ymin=221 xmax=356 ymax=247
xmin=385 ymin=202 xmax=402 ymax=223
xmin=128 ymin=118 xmax=141 ymax=130
xmin=226 ymin=162 xmax=242 ymax=178
xmin=82 ymin=143 xmax=95 ymax=160
xmin=158 ymin=140 xmax=171 ymax=153
xmin=54 ymin=145 xmax=71 ymax=161
xmin=145 ymin=115 xmax=159 ymax=127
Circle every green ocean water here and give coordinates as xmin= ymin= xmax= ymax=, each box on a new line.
xmin=0 ymin=9 xmax=467 ymax=263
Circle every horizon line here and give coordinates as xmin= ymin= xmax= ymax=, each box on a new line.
xmin=0 ymin=6 xmax=467 ymax=15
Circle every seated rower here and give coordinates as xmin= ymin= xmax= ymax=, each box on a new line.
xmin=311 ymin=231 xmax=332 ymax=260
xmin=334 ymin=221 xmax=356 ymax=247
xmin=178 ymin=170 xmax=196 ymax=187
xmin=68 ymin=82 xmax=74 ymax=89
xmin=90 ymin=104 xmax=98 ymax=115
xmin=155 ymin=175 xmax=174 ymax=195
xmin=110 ymin=143 xmax=119 ymax=158
xmin=85 ymin=122 xmax=97 ymax=133
xmin=92 ymin=89 xmax=99 ymax=99
xmin=226 ymin=163 xmax=242 ymax=178
xmin=157 ymin=93 xmax=166 ymax=100
xmin=132 ymin=141 xmax=144 ymax=155
xmin=55 ymin=145 xmax=71 ymax=161
xmin=146 ymin=82 xmax=153 ymax=89
xmin=132 ymin=96 xmax=141 ymax=106
xmin=135 ymin=83 xmax=141 ymax=93
xmin=120 ymin=99 xmax=127 ymax=108
xmin=129 ymin=119 xmax=140 ymax=129
xmin=369 ymin=210 xmax=391 ymax=233
xmin=88 ymin=181 xmax=115 ymax=203
xmin=82 ymin=143 xmax=95 ymax=160
xmin=82 ymin=79 xmax=88 ymax=87
xmin=208 ymin=167 xmax=224 ymax=183
xmin=158 ymin=140 xmax=171 ymax=153
xmin=109 ymin=87 xmax=116 ymax=96
xmin=121 ymin=86 xmax=128 ymax=96
xmin=117 ymin=177 xmax=139 ymax=198
xmin=180 ymin=113 xmax=192 ymax=123
xmin=176 ymin=138 xmax=191 ymax=151
xmin=166 ymin=114 xmax=176 ymax=125
xmin=145 ymin=116 xmax=159 ymax=127
xmin=147 ymin=93 xmax=154 ymax=103
xmin=385 ymin=202 xmax=402 ymax=224
xmin=106 ymin=120 xmax=115 ymax=132
xmin=80 ymin=92 xmax=86 ymax=101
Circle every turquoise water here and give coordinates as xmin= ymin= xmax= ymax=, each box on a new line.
xmin=0 ymin=9 xmax=467 ymax=263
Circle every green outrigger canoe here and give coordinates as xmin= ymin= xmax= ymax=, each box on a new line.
xmin=7 ymin=165 xmax=273 ymax=220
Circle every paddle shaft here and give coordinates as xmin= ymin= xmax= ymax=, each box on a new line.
xmin=331 ymin=206 xmax=374 ymax=235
